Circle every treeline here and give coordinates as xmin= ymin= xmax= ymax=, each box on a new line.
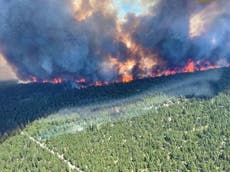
xmin=0 ymin=72 xmax=229 ymax=171
xmin=0 ymin=67 xmax=230 ymax=141
xmin=44 ymin=93 xmax=230 ymax=172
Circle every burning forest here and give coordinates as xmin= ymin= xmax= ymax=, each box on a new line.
xmin=0 ymin=0 xmax=229 ymax=86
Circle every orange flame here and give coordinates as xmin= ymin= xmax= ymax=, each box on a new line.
xmin=30 ymin=59 xmax=230 ymax=87
xmin=183 ymin=60 xmax=196 ymax=73
xmin=27 ymin=1 xmax=230 ymax=87
xmin=122 ymin=76 xmax=133 ymax=83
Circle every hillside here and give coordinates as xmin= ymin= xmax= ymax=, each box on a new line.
xmin=0 ymin=68 xmax=230 ymax=171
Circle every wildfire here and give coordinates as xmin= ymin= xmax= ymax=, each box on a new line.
xmin=28 ymin=59 xmax=230 ymax=88
xmin=20 ymin=0 xmax=230 ymax=87
xmin=110 ymin=18 xmax=159 ymax=82
xmin=158 ymin=60 xmax=229 ymax=77
xmin=122 ymin=76 xmax=133 ymax=83
xmin=109 ymin=57 xmax=136 ymax=81
xmin=183 ymin=60 xmax=196 ymax=73
xmin=11 ymin=0 xmax=230 ymax=87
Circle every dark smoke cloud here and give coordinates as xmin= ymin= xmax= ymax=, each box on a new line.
xmin=132 ymin=0 xmax=230 ymax=66
xmin=0 ymin=0 xmax=122 ymax=81
xmin=0 ymin=0 xmax=229 ymax=82
xmin=133 ymin=0 xmax=190 ymax=63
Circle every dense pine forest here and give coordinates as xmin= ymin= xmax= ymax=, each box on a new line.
xmin=1 ymin=67 xmax=230 ymax=140
xmin=0 ymin=68 xmax=230 ymax=171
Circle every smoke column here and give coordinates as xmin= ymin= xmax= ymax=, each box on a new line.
xmin=0 ymin=0 xmax=229 ymax=83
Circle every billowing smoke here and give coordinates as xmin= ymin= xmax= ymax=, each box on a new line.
xmin=132 ymin=0 xmax=230 ymax=65
xmin=0 ymin=0 xmax=229 ymax=83
xmin=0 ymin=0 xmax=122 ymax=82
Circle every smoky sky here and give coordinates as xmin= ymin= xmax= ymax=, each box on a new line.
xmin=132 ymin=0 xmax=230 ymax=65
xmin=0 ymin=0 xmax=229 ymax=82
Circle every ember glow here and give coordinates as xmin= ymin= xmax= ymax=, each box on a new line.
xmin=0 ymin=0 xmax=229 ymax=85
xmin=29 ymin=59 xmax=230 ymax=88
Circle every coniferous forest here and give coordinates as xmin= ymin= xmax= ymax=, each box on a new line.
xmin=0 ymin=68 xmax=229 ymax=171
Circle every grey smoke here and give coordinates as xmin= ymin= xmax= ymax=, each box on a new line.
xmin=0 ymin=0 xmax=122 ymax=81
xmin=132 ymin=0 xmax=230 ymax=66
xmin=0 ymin=0 xmax=229 ymax=82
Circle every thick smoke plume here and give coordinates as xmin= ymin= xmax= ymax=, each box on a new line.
xmin=0 ymin=0 xmax=229 ymax=83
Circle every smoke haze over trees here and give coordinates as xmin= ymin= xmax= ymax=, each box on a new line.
xmin=0 ymin=0 xmax=229 ymax=82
